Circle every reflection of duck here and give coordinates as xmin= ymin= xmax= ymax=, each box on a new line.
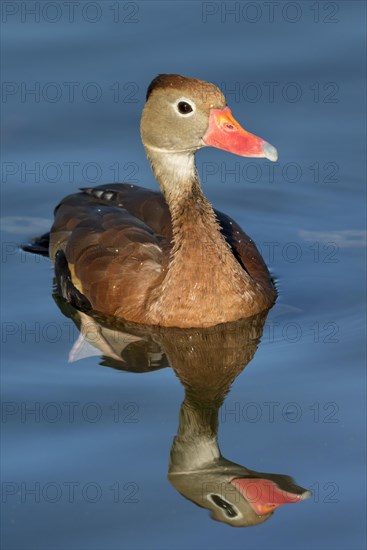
xmin=160 ymin=315 xmax=311 ymax=526
xmin=55 ymin=298 xmax=310 ymax=527
xmin=45 ymin=74 xmax=278 ymax=328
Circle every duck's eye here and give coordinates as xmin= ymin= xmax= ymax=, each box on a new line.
xmin=209 ymin=494 xmax=238 ymax=518
xmin=177 ymin=101 xmax=193 ymax=115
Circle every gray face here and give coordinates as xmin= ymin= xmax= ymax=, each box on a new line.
xmin=205 ymin=485 xmax=273 ymax=527
xmin=140 ymin=75 xmax=227 ymax=153
xmin=169 ymin=471 xmax=273 ymax=527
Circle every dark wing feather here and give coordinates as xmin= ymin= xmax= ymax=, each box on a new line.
xmin=79 ymin=183 xmax=172 ymax=238
xmin=215 ymin=210 xmax=274 ymax=292
xmin=50 ymin=186 xmax=168 ymax=319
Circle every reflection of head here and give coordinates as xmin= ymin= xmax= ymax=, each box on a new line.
xmin=171 ymin=470 xmax=271 ymax=527
xmin=169 ymin=456 xmax=311 ymax=527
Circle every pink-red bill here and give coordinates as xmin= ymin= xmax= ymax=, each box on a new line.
xmin=203 ymin=106 xmax=278 ymax=162
xmin=231 ymin=477 xmax=311 ymax=515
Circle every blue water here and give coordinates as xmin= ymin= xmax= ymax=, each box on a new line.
xmin=1 ymin=1 xmax=366 ymax=549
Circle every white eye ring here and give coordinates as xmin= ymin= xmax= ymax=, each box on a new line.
xmin=207 ymin=493 xmax=242 ymax=519
xmin=174 ymin=97 xmax=196 ymax=117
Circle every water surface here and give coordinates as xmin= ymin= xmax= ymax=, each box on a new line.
xmin=1 ymin=2 xmax=366 ymax=549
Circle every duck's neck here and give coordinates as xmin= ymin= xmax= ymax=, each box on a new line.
xmin=169 ymin=396 xmax=221 ymax=473
xmin=146 ymin=148 xmax=248 ymax=276
xmin=146 ymin=148 xmax=220 ymax=241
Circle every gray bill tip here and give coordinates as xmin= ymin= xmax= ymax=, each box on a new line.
xmin=263 ymin=142 xmax=278 ymax=162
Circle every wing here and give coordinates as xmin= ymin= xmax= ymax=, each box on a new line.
xmin=215 ymin=210 xmax=275 ymax=294
xmin=50 ymin=185 xmax=171 ymax=320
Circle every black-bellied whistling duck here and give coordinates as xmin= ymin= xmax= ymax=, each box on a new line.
xmin=49 ymin=74 xmax=278 ymax=328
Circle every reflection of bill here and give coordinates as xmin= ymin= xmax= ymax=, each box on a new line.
xmin=54 ymin=295 xmax=311 ymax=527
xmin=232 ymin=477 xmax=306 ymax=512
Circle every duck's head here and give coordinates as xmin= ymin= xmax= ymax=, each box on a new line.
xmin=169 ymin=459 xmax=311 ymax=527
xmin=141 ymin=74 xmax=278 ymax=161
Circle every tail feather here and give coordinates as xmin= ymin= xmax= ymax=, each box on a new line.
xmin=21 ymin=232 xmax=50 ymax=257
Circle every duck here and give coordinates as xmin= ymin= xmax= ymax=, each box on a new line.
xmin=49 ymin=74 xmax=278 ymax=328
